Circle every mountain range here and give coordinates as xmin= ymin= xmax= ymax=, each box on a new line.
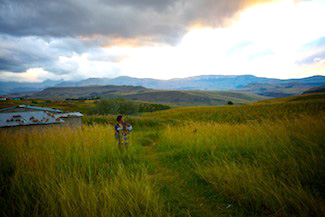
xmin=1 ymin=75 xmax=325 ymax=98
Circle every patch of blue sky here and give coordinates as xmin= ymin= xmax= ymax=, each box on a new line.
xmin=300 ymin=36 xmax=325 ymax=51
xmin=296 ymin=51 xmax=325 ymax=65
xmin=226 ymin=40 xmax=253 ymax=55
xmin=247 ymin=49 xmax=274 ymax=61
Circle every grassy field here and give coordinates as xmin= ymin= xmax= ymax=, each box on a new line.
xmin=1 ymin=94 xmax=325 ymax=217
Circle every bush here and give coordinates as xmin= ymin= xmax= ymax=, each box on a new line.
xmin=88 ymin=99 xmax=170 ymax=115
xmin=138 ymin=103 xmax=170 ymax=113
xmin=89 ymin=98 xmax=139 ymax=115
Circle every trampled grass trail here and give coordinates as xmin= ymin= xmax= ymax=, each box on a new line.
xmin=142 ymin=143 xmax=228 ymax=217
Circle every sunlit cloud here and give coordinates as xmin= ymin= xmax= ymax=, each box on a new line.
xmin=0 ymin=68 xmax=55 ymax=82
xmin=108 ymin=0 xmax=325 ymax=79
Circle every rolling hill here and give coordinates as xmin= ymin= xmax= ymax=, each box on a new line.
xmin=28 ymin=85 xmax=268 ymax=106
xmin=31 ymin=85 xmax=148 ymax=99
xmin=253 ymin=92 xmax=325 ymax=104
xmin=236 ymin=82 xmax=311 ymax=97
xmin=303 ymin=86 xmax=325 ymax=94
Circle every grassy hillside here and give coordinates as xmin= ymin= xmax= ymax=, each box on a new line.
xmin=27 ymin=85 xmax=267 ymax=106
xmin=81 ymin=93 xmax=324 ymax=128
xmin=237 ymin=82 xmax=311 ymax=97
xmin=31 ymin=85 xmax=148 ymax=99
xmin=1 ymin=94 xmax=324 ymax=217
xmin=137 ymin=97 xmax=324 ymax=123
xmin=123 ymin=90 xmax=266 ymax=106
xmin=303 ymin=86 xmax=325 ymax=94
xmin=254 ymin=92 xmax=325 ymax=104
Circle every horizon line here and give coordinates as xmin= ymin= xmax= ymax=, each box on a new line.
xmin=0 ymin=74 xmax=324 ymax=83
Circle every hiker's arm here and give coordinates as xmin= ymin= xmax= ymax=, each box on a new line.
xmin=126 ymin=124 xmax=132 ymax=132
xmin=115 ymin=124 xmax=123 ymax=131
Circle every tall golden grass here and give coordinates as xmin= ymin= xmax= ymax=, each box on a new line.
xmin=1 ymin=98 xmax=325 ymax=216
xmin=140 ymin=100 xmax=325 ymax=123
xmin=0 ymin=125 xmax=168 ymax=217
xmin=157 ymin=116 xmax=325 ymax=216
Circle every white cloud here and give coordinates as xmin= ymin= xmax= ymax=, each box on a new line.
xmin=313 ymin=57 xmax=321 ymax=63
xmin=113 ymin=0 xmax=325 ymax=79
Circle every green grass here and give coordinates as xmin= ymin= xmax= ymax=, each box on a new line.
xmin=0 ymin=125 xmax=168 ymax=217
xmin=1 ymin=94 xmax=325 ymax=217
xmin=140 ymin=99 xmax=325 ymax=123
xmin=155 ymin=117 xmax=325 ymax=216
xmin=81 ymin=94 xmax=325 ymax=127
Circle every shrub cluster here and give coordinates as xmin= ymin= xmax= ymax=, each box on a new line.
xmin=88 ymin=98 xmax=170 ymax=115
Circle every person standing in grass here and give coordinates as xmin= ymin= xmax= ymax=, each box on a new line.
xmin=115 ymin=115 xmax=132 ymax=149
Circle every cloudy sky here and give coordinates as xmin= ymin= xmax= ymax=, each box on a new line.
xmin=0 ymin=0 xmax=324 ymax=82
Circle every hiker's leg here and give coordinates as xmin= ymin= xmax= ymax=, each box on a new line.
xmin=124 ymin=134 xmax=129 ymax=149
xmin=118 ymin=135 xmax=123 ymax=149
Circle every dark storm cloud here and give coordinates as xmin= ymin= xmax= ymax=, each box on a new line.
xmin=0 ymin=36 xmax=53 ymax=72
xmin=0 ymin=33 xmax=131 ymax=74
xmin=0 ymin=35 xmax=102 ymax=74
xmin=0 ymin=0 xmax=264 ymax=43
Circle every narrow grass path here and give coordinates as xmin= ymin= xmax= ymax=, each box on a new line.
xmin=142 ymin=144 xmax=225 ymax=217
